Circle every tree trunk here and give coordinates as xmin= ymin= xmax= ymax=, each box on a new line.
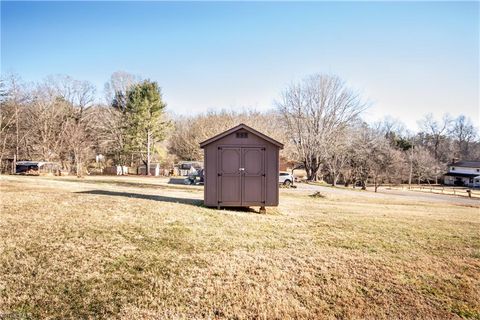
xmin=304 ymin=161 xmax=312 ymax=181
xmin=15 ymin=99 xmax=19 ymax=173
xmin=332 ymin=172 xmax=339 ymax=187
xmin=146 ymin=131 xmax=151 ymax=176
xmin=75 ymin=152 xmax=82 ymax=178
xmin=408 ymin=147 xmax=413 ymax=189
xmin=0 ymin=136 xmax=8 ymax=173
xmin=306 ymin=157 xmax=320 ymax=181
xmin=307 ymin=170 xmax=318 ymax=181
xmin=11 ymin=154 xmax=16 ymax=174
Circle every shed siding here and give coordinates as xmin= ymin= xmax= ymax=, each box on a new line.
xmin=203 ymin=128 xmax=280 ymax=207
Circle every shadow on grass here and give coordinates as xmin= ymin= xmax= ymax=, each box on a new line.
xmin=55 ymin=177 xmax=202 ymax=192
xmin=76 ymin=189 xmax=203 ymax=206
xmin=76 ymin=190 xmax=263 ymax=213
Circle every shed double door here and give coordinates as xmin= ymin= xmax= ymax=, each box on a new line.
xmin=218 ymin=147 xmax=265 ymax=206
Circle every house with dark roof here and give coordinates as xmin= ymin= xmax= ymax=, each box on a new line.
xmin=444 ymin=160 xmax=480 ymax=187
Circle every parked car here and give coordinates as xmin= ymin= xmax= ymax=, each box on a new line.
xmin=184 ymin=169 xmax=204 ymax=185
xmin=279 ymin=172 xmax=294 ymax=186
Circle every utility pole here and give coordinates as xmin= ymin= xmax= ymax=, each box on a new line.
xmin=408 ymin=145 xmax=414 ymax=189
xmin=13 ymin=77 xmax=19 ymax=174
xmin=14 ymin=103 xmax=18 ymax=172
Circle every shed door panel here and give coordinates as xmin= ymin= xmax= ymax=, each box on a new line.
xmin=218 ymin=146 xmax=266 ymax=206
xmin=220 ymin=176 xmax=241 ymax=204
xmin=242 ymin=148 xmax=265 ymax=205
xmin=219 ymin=148 xmax=242 ymax=205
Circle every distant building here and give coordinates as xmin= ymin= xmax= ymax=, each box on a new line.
xmin=103 ymin=165 xmax=129 ymax=175
xmin=15 ymin=161 xmax=60 ymax=175
xmin=175 ymin=161 xmax=203 ymax=176
xmin=443 ymin=160 xmax=480 ymax=187
xmin=137 ymin=163 xmax=161 ymax=176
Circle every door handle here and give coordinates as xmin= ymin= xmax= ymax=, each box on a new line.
xmin=239 ymin=168 xmax=245 ymax=171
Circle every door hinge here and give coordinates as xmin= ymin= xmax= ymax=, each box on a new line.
xmin=262 ymin=174 xmax=266 ymax=177
xmin=218 ymin=173 xmax=222 ymax=176
xmin=218 ymin=147 xmax=222 ymax=150
xmin=218 ymin=201 xmax=222 ymax=204
xmin=262 ymin=147 xmax=266 ymax=151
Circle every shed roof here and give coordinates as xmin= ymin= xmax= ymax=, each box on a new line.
xmin=199 ymin=123 xmax=284 ymax=149
xmin=444 ymin=172 xmax=479 ymax=178
xmin=448 ymin=161 xmax=480 ymax=167
xmin=16 ymin=161 xmax=55 ymax=166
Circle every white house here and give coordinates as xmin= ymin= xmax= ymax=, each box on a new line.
xmin=474 ymin=176 xmax=480 ymax=189
xmin=444 ymin=160 xmax=480 ymax=188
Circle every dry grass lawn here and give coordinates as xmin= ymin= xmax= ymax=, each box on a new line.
xmin=0 ymin=175 xmax=479 ymax=319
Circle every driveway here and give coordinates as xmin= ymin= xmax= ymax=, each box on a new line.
xmin=294 ymin=183 xmax=480 ymax=207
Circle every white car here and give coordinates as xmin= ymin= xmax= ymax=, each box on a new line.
xmin=279 ymin=172 xmax=294 ymax=186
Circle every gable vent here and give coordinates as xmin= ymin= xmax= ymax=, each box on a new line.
xmin=236 ymin=132 xmax=248 ymax=139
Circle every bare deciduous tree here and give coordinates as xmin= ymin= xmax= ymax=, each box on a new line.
xmin=368 ymin=136 xmax=404 ymax=192
xmin=450 ymin=115 xmax=478 ymax=160
xmin=417 ymin=113 xmax=451 ymax=161
xmin=104 ymin=71 xmax=140 ymax=111
xmin=0 ymin=74 xmax=33 ymax=171
xmin=276 ymin=74 xmax=368 ymax=181
xmin=36 ymin=75 xmax=97 ymax=176
xmin=323 ymin=127 xmax=351 ymax=186
xmin=2 ymin=71 xmax=478 ymax=183
xmin=409 ymin=146 xmax=441 ymax=184
xmin=168 ymin=110 xmax=291 ymax=161
xmin=342 ymin=123 xmax=406 ymax=191
xmin=96 ymin=106 xmax=128 ymax=169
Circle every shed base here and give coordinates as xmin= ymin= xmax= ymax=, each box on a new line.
xmin=207 ymin=205 xmax=273 ymax=214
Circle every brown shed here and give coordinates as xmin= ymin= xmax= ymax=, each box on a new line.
xmin=200 ymin=123 xmax=284 ymax=209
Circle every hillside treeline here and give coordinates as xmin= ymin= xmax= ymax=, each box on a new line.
xmin=1 ymin=72 xmax=478 ymax=188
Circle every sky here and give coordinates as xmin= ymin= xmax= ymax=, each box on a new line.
xmin=1 ymin=1 xmax=479 ymax=130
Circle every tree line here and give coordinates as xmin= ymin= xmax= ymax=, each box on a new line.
xmin=1 ymin=72 xmax=478 ymax=188
xmin=0 ymin=72 xmax=168 ymax=176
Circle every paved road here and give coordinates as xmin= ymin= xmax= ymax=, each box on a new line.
xmin=294 ymin=183 xmax=480 ymax=207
